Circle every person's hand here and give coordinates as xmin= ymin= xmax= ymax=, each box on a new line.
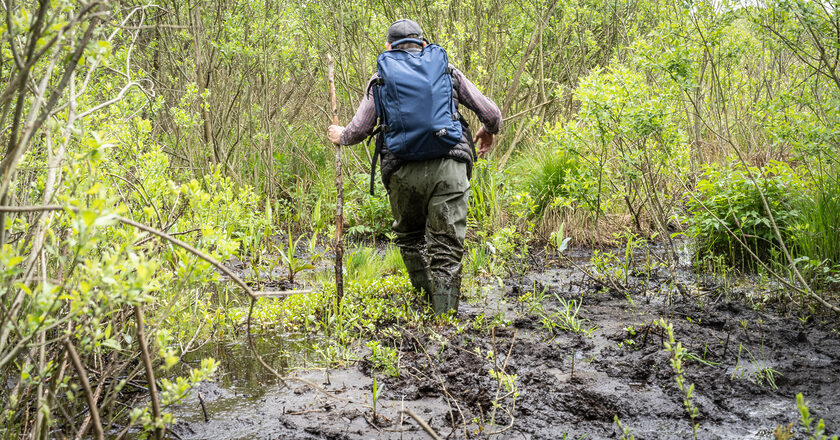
xmin=474 ymin=126 xmax=495 ymax=158
xmin=328 ymin=125 xmax=344 ymax=145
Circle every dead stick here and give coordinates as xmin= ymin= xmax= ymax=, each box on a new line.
xmin=63 ymin=340 xmax=104 ymax=440
xmin=135 ymin=305 xmax=164 ymax=440
xmin=327 ymin=53 xmax=344 ymax=308
xmin=197 ymin=391 xmax=209 ymax=422
xmin=251 ymin=289 xmax=313 ymax=298
xmin=402 ymin=408 xmax=441 ymax=440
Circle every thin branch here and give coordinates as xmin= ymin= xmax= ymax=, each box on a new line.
xmin=401 ymin=408 xmax=441 ymax=440
xmin=63 ymin=339 xmax=104 ymax=440
xmin=502 ymin=98 xmax=557 ymax=122
xmin=134 ymin=305 xmax=163 ymax=440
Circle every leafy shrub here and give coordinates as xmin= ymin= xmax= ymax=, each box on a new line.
xmin=530 ymin=65 xmax=690 ymax=232
xmin=688 ymin=160 xmax=804 ymax=270
xmin=344 ymin=173 xmax=392 ymax=239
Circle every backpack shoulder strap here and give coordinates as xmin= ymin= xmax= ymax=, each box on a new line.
xmin=449 ymin=65 xmax=459 ymax=88
xmin=368 ymin=75 xmax=386 ymax=195
xmin=368 ymin=127 xmax=383 ymax=195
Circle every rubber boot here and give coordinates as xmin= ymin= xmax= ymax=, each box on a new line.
xmin=431 ymin=280 xmax=460 ymax=316
xmin=401 ymin=250 xmax=434 ymax=302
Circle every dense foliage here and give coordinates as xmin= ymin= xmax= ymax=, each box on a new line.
xmin=0 ymin=0 xmax=838 ymax=437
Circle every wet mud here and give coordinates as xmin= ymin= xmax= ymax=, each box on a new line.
xmin=170 ymin=247 xmax=839 ymax=439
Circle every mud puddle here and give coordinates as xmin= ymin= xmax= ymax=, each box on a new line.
xmin=171 ymin=245 xmax=839 ymax=439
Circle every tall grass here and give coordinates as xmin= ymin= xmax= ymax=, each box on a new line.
xmin=518 ymin=147 xmax=578 ymax=216
xmin=345 ymin=246 xmax=406 ymax=281
xmin=794 ymin=166 xmax=840 ymax=285
xmin=469 ymin=161 xmax=505 ymax=231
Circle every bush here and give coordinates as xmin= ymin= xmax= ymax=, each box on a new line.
xmin=344 ymin=173 xmax=392 ymax=239
xmin=688 ymin=160 xmax=804 ymax=270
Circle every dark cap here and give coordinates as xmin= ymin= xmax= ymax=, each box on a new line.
xmin=387 ymin=19 xmax=423 ymax=43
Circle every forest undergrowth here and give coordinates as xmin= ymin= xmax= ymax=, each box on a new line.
xmin=0 ymin=0 xmax=838 ymax=438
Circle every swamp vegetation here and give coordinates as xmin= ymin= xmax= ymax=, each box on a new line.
xmin=0 ymin=0 xmax=839 ymax=438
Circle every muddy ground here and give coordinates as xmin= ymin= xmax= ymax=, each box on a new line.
xmin=170 ymin=246 xmax=839 ymax=439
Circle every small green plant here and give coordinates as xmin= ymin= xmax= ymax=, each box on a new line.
xmin=371 ymin=373 xmax=384 ymax=421
xmin=469 ymin=160 xmax=504 ymax=232
xmin=730 ymin=343 xmax=780 ymax=389
xmin=519 ymin=284 xmax=549 ymax=316
xmin=344 ymin=173 xmax=392 ymax=240
xmin=383 ymin=245 xmax=406 ymax=274
xmin=617 ymin=229 xmax=644 ymax=286
xmin=774 ymin=423 xmax=795 ymax=440
xmin=619 ymin=325 xmax=637 ymax=349
xmin=519 ymin=146 xmax=581 ymax=215
xmin=488 ymin=367 xmax=519 ymax=426
xmin=466 ymin=241 xmax=494 ymax=276
xmin=366 ymin=340 xmax=400 ymax=378
xmin=750 ymin=353 xmax=781 ymax=390
xmin=488 ymin=225 xmax=524 ymax=276
xmin=549 ymin=222 xmax=572 ymax=256
xmin=796 ymin=393 xmax=838 ymax=440
xmin=541 ymin=295 xmax=597 ymax=336
xmin=614 ymin=415 xmax=636 ymax=440
xmin=346 ymin=247 xmax=389 ymax=281
xmin=274 ymin=230 xmax=315 ymax=283
xmin=590 ymin=250 xmax=627 ymax=289
xmin=131 ymin=358 xmax=219 ymax=434
xmin=656 ymin=318 xmax=699 ymax=438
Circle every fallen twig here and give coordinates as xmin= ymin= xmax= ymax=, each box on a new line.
xmin=252 ymin=289 xmax=313 ymax=298
xmin=402 ymin=408 xmax=441 ymax=440
xmin=405 ymin=329 xmax=468 ymax=436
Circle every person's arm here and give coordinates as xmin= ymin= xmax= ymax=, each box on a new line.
xmin=453 ymin=69 xmax=502 ymax=156
xmin=328 ymin=75 xmax=378 ymax=146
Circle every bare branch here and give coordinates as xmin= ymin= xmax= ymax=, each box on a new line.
xmin=63 ymin=340 xmax=104 ymax=440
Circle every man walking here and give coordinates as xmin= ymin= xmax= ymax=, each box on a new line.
xmin=327 ymin=19 xmax=502 ymax=315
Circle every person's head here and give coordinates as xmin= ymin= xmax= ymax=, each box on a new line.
xmin=385 ymin=19 xmax=426 ymax=50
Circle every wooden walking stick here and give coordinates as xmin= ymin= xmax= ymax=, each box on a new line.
xmin=327 ymin=54 xmax=344 ymax=306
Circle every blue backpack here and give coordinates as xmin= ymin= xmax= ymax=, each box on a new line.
xmin=368 ymin=39 xmax=463 ymax=193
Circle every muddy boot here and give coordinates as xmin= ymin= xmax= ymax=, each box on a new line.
xmin=430 ymin=278 xmax=460 ymax=315
xmin=401 ymin=249 xmax=434 ymax=302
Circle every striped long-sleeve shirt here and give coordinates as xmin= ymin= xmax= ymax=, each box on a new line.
xmin=340 ymin=69 xmax=502 ymax=146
